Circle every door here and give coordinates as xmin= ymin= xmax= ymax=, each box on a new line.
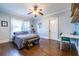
xmin=49 ymin=17 xmax=58 ymax=40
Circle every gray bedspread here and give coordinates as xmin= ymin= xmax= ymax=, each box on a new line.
xmin=13 ymin=34 xmax=39 ymax=49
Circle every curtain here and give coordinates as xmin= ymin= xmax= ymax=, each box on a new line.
xmin=11 ymin=18 xmax=31 ymax=34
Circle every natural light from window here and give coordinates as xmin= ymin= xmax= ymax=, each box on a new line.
xmin=11 ymin=18 xmax=31 ymax=34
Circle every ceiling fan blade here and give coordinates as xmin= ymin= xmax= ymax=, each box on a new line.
xmin=29 ymin=9 xmax=32 ymax=11
xmin=27 ymin=12 xmax=32 ymax=14
xmin=38 ymin=12 xmax=44 ymax=15
xmin=39 ymin=9 xmax=42 ymax=11
xmin=34 ymin=14 xmax=37 ymax=17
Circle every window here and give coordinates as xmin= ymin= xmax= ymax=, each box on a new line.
xmin=11 ymin=18 xmax=31 ymax=34
xmin=12 ymin=19 xmax=22 ymax=32
xmin=22 ymin=21 xmax=30 ymax=31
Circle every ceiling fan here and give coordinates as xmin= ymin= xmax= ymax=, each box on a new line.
xmin=27 ymin=5 xmax=44 ymax=17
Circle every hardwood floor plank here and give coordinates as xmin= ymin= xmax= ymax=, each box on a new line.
xmin=0 ymin=39 xmax=78 ymax=56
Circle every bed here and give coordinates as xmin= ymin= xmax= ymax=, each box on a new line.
xmin=12 ymin=32 xmax=40 ymax=49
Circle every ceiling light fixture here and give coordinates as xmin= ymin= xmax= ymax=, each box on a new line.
xmin=27 ymin=5 xmax=44 ymax=17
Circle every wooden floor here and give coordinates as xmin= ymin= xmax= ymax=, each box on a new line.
xmin=0 ymin=39 xmax=78 ymax=56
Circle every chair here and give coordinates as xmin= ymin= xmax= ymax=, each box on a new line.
xmin=60 ymin=33 xmax=71 ymax=49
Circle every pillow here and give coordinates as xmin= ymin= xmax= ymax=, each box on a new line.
xmin=13 ymin=31 xmax=29 ymax=35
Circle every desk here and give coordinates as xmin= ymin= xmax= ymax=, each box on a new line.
xmin=60 ymin=34 xmax=79 ymax=54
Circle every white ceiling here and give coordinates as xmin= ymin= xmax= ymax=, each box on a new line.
xmin=0 ymin=3 xmax=71 ymax=18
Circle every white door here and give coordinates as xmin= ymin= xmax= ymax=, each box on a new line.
xmin=49 ymin=17 xmax=58 ymax=40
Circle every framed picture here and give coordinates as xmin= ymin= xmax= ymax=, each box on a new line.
xmin=1 ymin=21 xmax=8 ymax=27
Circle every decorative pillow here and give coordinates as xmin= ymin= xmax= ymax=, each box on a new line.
xmin=13 ymin=31 xmax=29 ymax=35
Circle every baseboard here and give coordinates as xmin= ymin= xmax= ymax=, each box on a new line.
xmin=40 ymin=36 xmax=61 ymax=42
xmin=40 ymin=36 xmax=49 ymax=39
xmin=0 ymin=39 xmax=12 ymax=44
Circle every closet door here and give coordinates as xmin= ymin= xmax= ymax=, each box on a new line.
xmin=49 ymin=17 xmax=58 ymax=40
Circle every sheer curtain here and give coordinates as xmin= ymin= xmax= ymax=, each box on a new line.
xmin=11 ymin=18 xmax=31 ymax=35
xmin=22 ymin=21 xmax=30 ymax=32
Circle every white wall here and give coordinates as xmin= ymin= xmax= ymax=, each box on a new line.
xmin=58 ymin=11 xmax=74 ymax=35
xmin=0 ymin=13 xmax=11 ymax=43
xmin=35 ymin=17 xmax=49 ymax=39
xmin=35 ymin=16 xmax=58 ymax=40
xmin=35 ymin=10 xmax=75 ymax=41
